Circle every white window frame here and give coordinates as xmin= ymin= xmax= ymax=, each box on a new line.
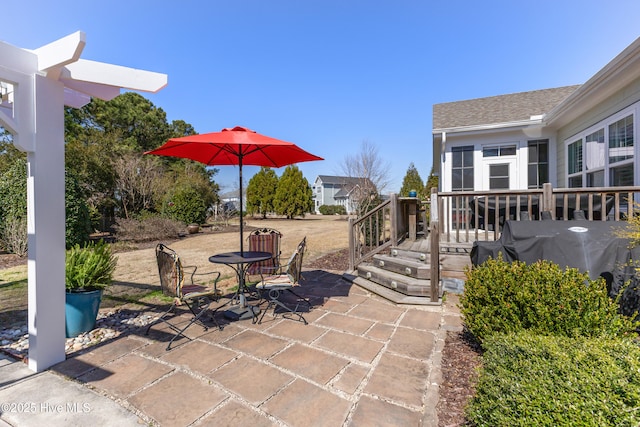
xmin=565 ymin=102 xmax=638 ymax=187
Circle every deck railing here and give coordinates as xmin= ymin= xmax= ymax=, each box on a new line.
xmin=433 ymin=184 xmax=640 ymax=244
xmin=348 ymin=195 xmax=395 ymax=271
xmin=348 ymin=185 xmax=640 ymax=303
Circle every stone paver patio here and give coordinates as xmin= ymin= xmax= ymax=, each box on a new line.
xmin=48 ymin=269 xmax=462 ymax=426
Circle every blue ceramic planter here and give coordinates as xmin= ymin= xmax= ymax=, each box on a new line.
xmin=65 ymin=290 xmax=102 ymax=338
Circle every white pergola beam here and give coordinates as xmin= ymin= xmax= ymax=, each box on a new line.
xmin=62 ymin=59 xmax=167 ymax=94
xmin=63 ymin=87 xmax=92 ymax=109
xmin=32 ymin=31 xmax=85 ymax=79
xmin=0 ymin=41 xmax=38 ymax=74
xmin=62 ymin=79 xmax=121 ymax=101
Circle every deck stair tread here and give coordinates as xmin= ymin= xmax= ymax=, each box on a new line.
xmin=349 ymin=275 xmax=441 ymax=305
xmin=372 ymin=254 xmax=431 ymax=279
xmin=356 ymin=264 xmax=432 ymax=297
xmin=388 ymin=248 xmax=430 ymax=262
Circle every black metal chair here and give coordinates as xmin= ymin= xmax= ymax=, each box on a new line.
xmin=145 ymin=243 xmax=223 ymax=350
xmin=255 ymin=237 xmax=310 ymax=324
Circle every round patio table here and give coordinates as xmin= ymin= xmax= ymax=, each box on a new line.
xmin=208 ymin=251 xmax=272 ymax=321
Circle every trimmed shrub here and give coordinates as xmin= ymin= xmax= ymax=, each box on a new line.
xmin=460 ymin=257 xmax=638 ymax=343
xmin=163 ymin=186 xmax=207 ymax=225
xmin=0 ymin=158 xmax=91 ymax=252
xmin=467 ymin=332 xmax=640 ymax=427
xmin=0 ymin=158 xmax=27 ymax=254
xmin=318 ymin=204 xmax=347 ymax=215
xmin=65 ymin=170 xmax=92 ymax=248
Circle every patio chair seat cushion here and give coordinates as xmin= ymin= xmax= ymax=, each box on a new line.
xmin=256 ymin=273 xmax=297 ymax=289
xmin=181 ymin=284 xmax=216 ymax=299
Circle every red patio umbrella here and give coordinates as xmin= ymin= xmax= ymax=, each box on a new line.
xmin=145 ymin=126 xmax=323 ymax=253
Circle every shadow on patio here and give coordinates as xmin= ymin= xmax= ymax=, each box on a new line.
xmin=44 ymin=268 xmax=456 ymax=426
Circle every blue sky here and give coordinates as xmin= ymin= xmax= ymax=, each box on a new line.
xmin=3 ymin=1 xmax=640 ymax=194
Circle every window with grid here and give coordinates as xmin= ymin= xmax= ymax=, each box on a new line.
xmin=585 ymin=129 xmax=605 ymax=187
xmin=489 ymin=164 xmax=510 ymax=189
xmin=609 ymin=114 xmax=634 ymax=164
xmin=451 ymin=146 xmax=474 ymax=191
xmin=527 ymin=139 xmax=548 ymax=189
xmin=567 ymin=139 xmax=583 ymax=187
xmin=451 ymin=146 xmax=473 ymax=229
xmin=482 ymin=144 xmax=516 ymax=157
xmin=565 ymin=104 xmax=637 ymax=188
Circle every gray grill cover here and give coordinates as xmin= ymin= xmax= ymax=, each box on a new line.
xmin=471 ymin=220 xmax=632 ymax=280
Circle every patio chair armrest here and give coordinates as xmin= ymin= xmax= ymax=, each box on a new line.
xmin=183 ymin=265 xmax=221 ymax=288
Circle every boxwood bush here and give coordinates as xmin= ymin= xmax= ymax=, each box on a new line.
xmin=467 ymin=332 xmax=640 ymax=427
xmin=318 ymin=204 xmax=347 ymax=215
xmin=163 ymin=186 xmax=207 ymax=225
xmin=460 ymin=257 xmax=638 ymax=343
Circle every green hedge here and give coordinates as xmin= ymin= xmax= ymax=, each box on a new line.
xmin=467 ymin=332 xmax=640 ymax=427
xmin=163 ymin=186 xmax=206 ymax=225
xmin=460 ymin=257 xmax=638 ymax=343
xmin=318 ymin=204 xmax=347 ymax=215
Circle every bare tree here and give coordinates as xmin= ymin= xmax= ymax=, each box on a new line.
xmin=113 ymin=153 xmax=164 ymax=219
xmin=340 ymin=140 xmax=391 ymax=194
xmin=339 ymin=140 xmax=391 ymax=215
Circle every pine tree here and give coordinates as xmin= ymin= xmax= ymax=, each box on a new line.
xmin=425 ymin=166 xmax=439 ymax=197
xmin=399 ymin=163 xmax=425 ymax=198
xmin=246 ymin=167 xmax=279 ymax=218
xmin=274 ymin=165 xmax=313 ymax=219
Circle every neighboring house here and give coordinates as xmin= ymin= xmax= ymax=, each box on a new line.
xmin=219 ymin=189 xmax=243 ymax=212
xmin=312 ymin=175 xmax=375 ymax=214
xmin=433 ymin=37 xmax=640 ymax=193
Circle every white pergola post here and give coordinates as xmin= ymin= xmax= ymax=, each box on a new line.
xmin=0 ymin=32 xmax=166 ymax=372
xmin=26 ymin=75 xmax=67 ymax=370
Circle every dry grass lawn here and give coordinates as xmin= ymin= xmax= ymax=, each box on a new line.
xmin=0 ymin=215 xmax=350 ymax=325
xmin=106 ymin=215 xmax=350 ymax=304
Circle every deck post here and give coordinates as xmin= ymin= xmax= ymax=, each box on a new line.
xmin=430 ymin=188 xmax=440 ymax=302
xmin=543 ymin=183 xmax=553 ymax=218
xmin=348 ymin=217 xmax=355 ymax=271
xmin=390 ymin=193 xmax=399 ymax=246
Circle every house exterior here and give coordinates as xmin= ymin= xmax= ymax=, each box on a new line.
xmin=312 ymin=175 xmax=375 ymax=214
xmin=433 ymin=37 xmax=640 ymax=194
xmin=219 ymin=189 xmax=243 ymax=212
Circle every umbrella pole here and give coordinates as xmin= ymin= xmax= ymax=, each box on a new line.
xmin=239 ymin=155 xmax=244 ymax=255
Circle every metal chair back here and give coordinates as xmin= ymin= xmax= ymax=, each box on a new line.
xmin=247 ymin=228 xmax=282 ymax=275
xmin=156 ymin=243 xmax=184 ymax=298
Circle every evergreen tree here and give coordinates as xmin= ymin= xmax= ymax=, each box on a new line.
xmin=246 ymin=167 xmax=279 ymax=218
xmin=0 ymin=129 xmax=25 ymax=175
xmin=274 ymin=165 xmax=313 ymax=219
xmin=399 ymin=162 xmax=425 ymax=198
xmin=0 ymin=158 xmax=92 ymax=253
xmin=424 ymin=166 xmax=440 ymax=223
xmin=425 ymin=166 xmax=439 ymax=196
xmin=64 ymin=93 xmax=217 ymax=227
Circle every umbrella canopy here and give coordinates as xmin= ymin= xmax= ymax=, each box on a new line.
xmin=145 ymin=126 xmax=323 ymax=253
xmin=145 ymin=126 xmax=323 ymax=167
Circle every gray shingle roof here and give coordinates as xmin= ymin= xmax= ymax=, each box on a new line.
xmin=433 ymin=85 xmax=581 ymax=130
xmin=316 ymin=175 xmax=366 ymax=185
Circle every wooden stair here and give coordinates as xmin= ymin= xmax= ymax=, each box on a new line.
xmin=345 ymin=240 xmax=442 ymax=305
xmin=345 ymin=234 xmax=473 ymax=305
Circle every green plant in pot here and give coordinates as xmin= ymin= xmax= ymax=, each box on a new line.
xmin=65 ymin=240 xmax=117 ymax=338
